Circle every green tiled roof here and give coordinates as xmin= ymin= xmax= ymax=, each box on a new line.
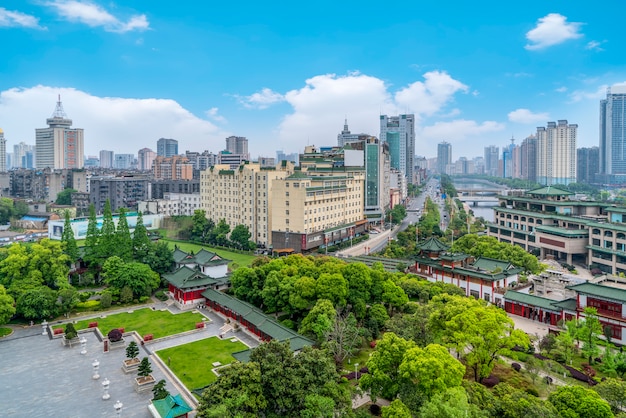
xmin=439 ymin=253 xmax=468 ymax=261
xmin=202 ymin=288 xmax=314 ymax=345
xmin=566 ymin=282 xmax=626 ymax=303
xmin=152 ymin=394 xmax=192 ymax=418
xmin=414 ymin=255 xmax=521 ymax=281
xmin=173 ymin=248 xmax=230 ymax=266
xmin=503 ymin=290 xmax=562 ymax=311
xmin=527 ymin=186 xmax=574 ymax=196
xmin=232 ymin=337 xmax=313 ymax=363
xmin=162 ymin=266 xmax=219 ymax=289
xmin=472 ymin=257 xmax=514 ymax=272
xmin=551 ymin=298 xmax=578 ymax=311
xmin=287 ymin=171 xmax=309 ymax=179
xmin=417 ymin=236 xmax=449 ymax=252
xmin=535 ymin=225 xmax=589 ymax=238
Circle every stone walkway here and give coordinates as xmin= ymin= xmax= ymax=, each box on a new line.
xmin=0 ymin=301 xmax=264 ymax=418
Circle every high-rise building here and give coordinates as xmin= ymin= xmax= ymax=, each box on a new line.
xmin=0 ymin=129 xmax=6 ymax=172
xmin=437 ymin=141 xmax=452 ymax=174
xmin=35 ymin=97 xmax=84 ymax=169
xmin=600 ymin=85 xmax=626 ymax=180
xmin=520 ymin=136 xmax=537 ymax=183
xmin=484 ymin=145 xmax=500 ymax=177
xmin=225 ymin=136 xmax=249 ymax=160
xmin=99 ymin=150 xmax=114 ymax=168
xmin=114 ymin=154 xmax=135 ymax=169
xmin=379 ymin=114 xmax=415 ymax=182
xmin=90 ymin=175 xmax=150 ymax=213
xmin=152 ymin=156 xmax=193 ymax=180
xmin=157 ymin=138 xmax=178 ymax=158
xmin=337 ymin=119 xmax=369 ymax=147
xmin=577 ymin=147 xmax=600 ymax=184
xmin=536 ymin=120 xmax=577 ymax=186
xmin=13 ymin=142 xmax=34 ymax=169
xmin=138 ymin=148 xmax=156 ymax=171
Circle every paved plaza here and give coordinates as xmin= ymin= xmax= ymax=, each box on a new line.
xmin=0 ymin=305 xmax=260 ymax=418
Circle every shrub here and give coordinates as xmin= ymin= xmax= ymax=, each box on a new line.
xmin=482 ymin=375 xmax=500 ymax=388
xmin=78 ymin=292 xmax=91 ymax=302
xmin=544 ymin=376 xmax=553 ymax=385
xmin=369 ymin=404 xmax=381 ymax=416
xmin=100 ymin=292 xmax=112 ymax=309
xmin=281 ymin=319 xmax=295 ymax=329
xmin=512 ymin=363 xmax=521 ymax=372
xmin=139 ymin=296 xmax=150 ymax=303
xmin=525 ymin=387 xmax=540 ymax=397
xmin=75 ymin=300 xmax=101 ymax=311
xmin=154 ymin=290 xmax=168 ymax=301
xmin=64 ymin=323 xmax=78 ymax=340
xmin=108 ymin=328 xmax=123 ymax=342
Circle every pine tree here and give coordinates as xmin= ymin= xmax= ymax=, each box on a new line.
xmin=138 ymin=357 xmax=153 ymax=377
xmin=99 ymin=199 xmax=116 ymax=259
xmin=61 ymin=210 xmax=79 ymax=262
xmin=152 ymin=380 xmax=170 ymax=401
xmin=115 ymin=208 xmax=132 ymax=262
xmin=132 ymin=211 xmax=151 ymax=262
xmin=84 ymin=204 xmax=100 ymax=268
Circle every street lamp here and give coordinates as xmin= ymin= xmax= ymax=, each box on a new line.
xmin=92 ymin=359 xmax=100 ymax=380
xmin=41 ymin=320 xmax=48 ymax=336
xmin=80 ymin=336 xmax=87 ymax=355
xmin=102 ymin=378 xmax=110 ymax=400
xmin=114 ymin=400 xmax=123 ymax=417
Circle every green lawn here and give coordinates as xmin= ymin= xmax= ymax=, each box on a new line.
xmin=0 ymin=327 xmax=12 ymax=337
xmin=52 ymin=308 xmax=205 ymax=339
xmin=163 ymin=239 xmax=257 ymax=267
xmin=156 ymin=336 xmax=248 ymax=390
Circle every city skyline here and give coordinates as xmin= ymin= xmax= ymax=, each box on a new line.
xmin=0 ymin=1 xmax=625 ymax=160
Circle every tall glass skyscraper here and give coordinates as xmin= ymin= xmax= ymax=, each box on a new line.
xmin=157 ymin=138 xmax=178 ymax=157
xmin=437 ymin=141 xmax=452 ymax=174
xmin=379 ymin=114 xmax=415 ymax=182
xmin=600 ymin=86 xmax=626 ymax=179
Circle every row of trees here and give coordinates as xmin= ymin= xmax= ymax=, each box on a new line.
xmin=189 ymin=210 xmax=256 ymax=250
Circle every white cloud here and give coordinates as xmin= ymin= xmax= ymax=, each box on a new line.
xmin=555 ymin=86 xmax=567 ymax=93
xmin=237 ymin=88 xmax=285 ymax=109
xmin=0 ymin=86 xmax=228 ymax=156
xmin=206 ymin=107 xmax=227 ymax=123
xmin=585 ymin=40 xmax=605 ymax=51
xmin=0 ymin=7 xmax=45 ymax=29
xmin=569 ymin=84 xmax=608 ymax=102
xmin=394 ymin=71 xmax=468 ymax=117
xmin=525 ymin=13 xmax=583 ymax=50
xmin=420 ymin=120 xmax=504 ymax=142
xmin=45 ymin=1 xmax=149 ymax=33
xmin=508 ymin=108 xmax=550 ymax=124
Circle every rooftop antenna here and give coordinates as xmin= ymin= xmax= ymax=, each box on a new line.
xmin=51 ymin=94 xmax=67 ymax=118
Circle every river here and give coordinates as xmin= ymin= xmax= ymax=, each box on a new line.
xmin=452 ymin=179 xmax=507 ymax=223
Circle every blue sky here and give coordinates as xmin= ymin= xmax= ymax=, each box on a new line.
xmin=1 ymin=1 xmax=625 ymax=161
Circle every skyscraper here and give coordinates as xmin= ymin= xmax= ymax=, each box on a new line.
xmin=225 ymin=136 xmax=249 ymax=160
xmin=437 ymin=141 xmax=452 ymax=175
xmin=520 ymin=135 xmax=537 ymax=183
xmin=379 ymin=114 xmax=415 ymax=182
xmin=157 ymin=138 xmax=178 ymax=157
xmin=600 ymin=85 xmax=626 ymax=180
xmin=14 ymin=142 xmax=34 ymax=169
xmin=484 ymin=145 xmax=500 ymax=177
xmin=577 ymin=147 xmax=600 ymax=184
xmin=137 ymin=148 xmax=156 ymax=171
xmin=35 ymin=96 xmax=84 ymax=169
xmin=536 ymin=120 xmax=577 ymax=186
xmin=0 ymin=129 xmax=6 ymax=172
xmin=99 ymin=150 xmax=114 ymax=168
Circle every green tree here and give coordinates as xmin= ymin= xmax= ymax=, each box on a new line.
xmin=0 ymin=284 xmax=16 ymax=325
xmin=382 ymin=399 xmax=412 ymax=418
xmin=316 ymin=273 xmax=348 ymax=307
xmin=288 ymin=275 xmax=317 ymax=312
xmin=398 ymin=343 xmax=465 ymax=401
xmin=28 ymin=239 xmax=71 ymax=289
xmin=144 ymin=241 xmax=174 ymax=275
xmin=99 ymin=199 xmax=116 ymax=260
xmin=152 ymin=379 xmax=170 ymax=401
xmin=126 ymin=341 xmax=139 ymax=360
xmin=580 ymin=307 xmax=603 ymax=364
xmin=548 ymin=385 xmax=613 ymax=418
xmin=491 ymin=383 xmax=559 ymax=418
xmin=16 ymin=286 xmax=58 ymax=320
xmin=212 ymin=219 xmax=231 ymax=246
xmin=61 ymin=210 xmax=79 ymax=262
xmin=431 ymin=295 xmax=529 ymax=382
xmin=231 ymin=224 xmax=252 ymax=249
xmin=55 ymin=188 xmax=77 ymax=205
xmin=299 ymin=299 xmax=336 ymax=343
xmin=419 ymin=387 xmax=487 ymax=418
xmin=102 ymin=257 xmax=160 ymax=298
xmin=381 ymin=279 xmax=409 ymax=315
xmin=84 ymin=204 xmax=100 ymax=269
xmin=132 ymin=212 xmax=151 ymax=262
xmin=190 ymin=209 xmax=210 ymax=242
xmin=114 ymin=208 xmax=132 ymax=262
xmin=360 ymin=332 xmax=416 ymax=400
xmin=594 ymin=378 xmax=626 ymax=414
xmin=57 ymin=288 xmax=78 ymax=317
xmin=138 ymin=357 xmax=153 ymax=377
